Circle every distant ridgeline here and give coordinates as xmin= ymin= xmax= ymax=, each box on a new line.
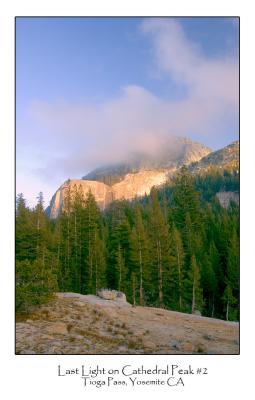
xmin=17 ymin=138 xmax=239 ymax=321
xmin=82 ymin=136 xmax=211 ymax=186
xmin=46 ymin=138 xmax=238 ymax=218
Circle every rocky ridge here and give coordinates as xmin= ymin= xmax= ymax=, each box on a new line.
xmin=47 ymin=137 xmax=211 ymax=218
xmin=16 ymin=292 xmax=239 ymax=355
xmin=189 ymin=140 xmax=239 ymax=174
xmin=47 ymin=139 xmax=239 ymax=218
xmin=83 ymin=137 xmax=211 ymax=184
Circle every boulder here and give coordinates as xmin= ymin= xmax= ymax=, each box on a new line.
xmin=97 ymin=289 xmax=117 ymax=300
xmin=97 ymin=289 xmax=127 ymax=302
xmin=115 ymin=291 xmax=127 ymax=302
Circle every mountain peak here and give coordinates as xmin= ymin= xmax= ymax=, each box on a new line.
xmin=189 ymin=140 xmax=239 ymax=173
xmin=83 ymin=136 xmax=211 ymax=185
xmin=47 ymin=138 xmax=238 ymax=218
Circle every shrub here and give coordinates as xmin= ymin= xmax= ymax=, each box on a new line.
xmin=16 ymin=259 xmax=58 ymax=313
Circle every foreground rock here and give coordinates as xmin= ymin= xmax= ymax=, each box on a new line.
xmin=16 ymin=292 xmax=239 ymax=355
xmin=97 ymin=289 xmax=127 ymax=302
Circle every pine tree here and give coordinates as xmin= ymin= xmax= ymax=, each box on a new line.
xmin=222 ymin=283 xmax=237 ymax=321
xmin=227 ymin=229 xmax=239 ymax=292
xmin=82 ymin=190 xmax=105 ymax=294
xmin=71 ymin=184 xmax=85 ymax=293
xmin=16 ymin=193 xmax=37 ymax=262
xmin=115 ymin=243 xmax=124 ymax=291
xmin=172 ymin=166 xmax=202 ymax=233
xmin=201 ymin=259 xmax=217 ymax=317
xmin=185 ymin=254 xmax=203 ymax=314
xmin=16 ymin=258 xmax=58 ymax=312
xmin=93 ymin=231 xmax=106 ymax=292
xmin=129 ymin=205 xmax=150 ymax=305
xmin=33 ymin=192 xmax=48 ymax=260
xmin=61 ymin=184 xmax=73 ymax=290
xmin=149 ymin=188 xmax=171 ymax=306
xmin=169 ymin=225 xmax=185 ymax=311
xmin=105 ymin=202 xmax=131 ymax=297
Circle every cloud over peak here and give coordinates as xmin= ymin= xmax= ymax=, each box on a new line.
xmin=19 ymin=18 xmax=239 ymax=197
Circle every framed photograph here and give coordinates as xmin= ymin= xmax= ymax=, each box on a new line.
xmin=0 ymin=6 xmax=247 ymax=397
xmin=15 ymin=16 xmax=239 ymax=357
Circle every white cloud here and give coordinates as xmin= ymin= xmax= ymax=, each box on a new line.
xmin=141 ymin=18 xmax=239 ymax=106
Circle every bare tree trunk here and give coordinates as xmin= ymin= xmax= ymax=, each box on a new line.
xmin=74 ymin=213 xmax=78 ymax=291
xmin=138 ymin=235 xmax=143 ymax=305
xmin=211 ymin=295 xmax=215 ymax=318
xmin=36 ymin=212 xmax=40 ymax=256
xmin=133 ymin=275 xmax=136 ymax=306
xmin=79 ymin=218 xmax=82 ymax=293
xmin=88 ymin=204 xmax=93 ymax=293
xmin=95 ymin=257 xmax=98 ymax=293
xmin=118 ymin=244 xmax=122 ymax=292
xmin=176 ymin=244 xmax=182 ymax=310
xmin=158 ymin=239 xmax=163 ymax=305
xmin=192 ymin=277 xmax=196 ymax=313
xmin=67 ymin=217 xmax=70 ymax=281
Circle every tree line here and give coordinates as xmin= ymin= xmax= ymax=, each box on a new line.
xmin=16 ymin=167 xmax=239 ymax=321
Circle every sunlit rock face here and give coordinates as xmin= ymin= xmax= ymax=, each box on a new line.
xmin=83 ymin=137 xmax=212 ymax=184
xmin=112 ymin=170 xmax=169 ymax=201
xmin=48 ymin=171 xmax=169 ymax=218
xmin=48 ymin=179 xmax=113 ymax=219
xmin=47 ymin=137 xmax=214 ymax=218
xmin=189 ymin=141 xmax=239 ymax=173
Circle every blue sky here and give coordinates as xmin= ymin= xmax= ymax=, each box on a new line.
xmin=16 ymin=17 xmax=239 ymax=207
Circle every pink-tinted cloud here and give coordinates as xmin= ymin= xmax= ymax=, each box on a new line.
xmin=141 ymin=18 xmax=239 ymax=107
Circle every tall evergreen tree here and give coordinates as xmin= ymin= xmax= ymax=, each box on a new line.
xmin=129 ymin=205 xmax=150 ymax=305
xmin=185 ymin=254 xmax=203 ymax=313
xmin=172 ymin=166 xmax=202 ymax=232
xmin=168 ymin=225 xmax=185 ymax=311
xmin=222 ymin=283 xmax=237 ymax=321
xmin=16 ymin=193 xmax=37 ymax=262
xmin=148 ymin=188 xmax=171 ymax=306
xmin=82 ymin=190 xmax=105 ymax=294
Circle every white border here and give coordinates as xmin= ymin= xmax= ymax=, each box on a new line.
xmin=0 ymin=1 xmax=254 ymax=399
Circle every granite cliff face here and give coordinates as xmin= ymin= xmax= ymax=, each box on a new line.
xmin=47 ymin=138 xmax=239 ymax=218
xmin=112 ymin=170 xmax=169 ymax=201
xmin=48 ymin=171 xmax=169 ymax=218
xmin=48 ymin=179 xmax=113 ymax=219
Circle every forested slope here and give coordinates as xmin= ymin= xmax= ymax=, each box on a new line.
xmin=16 ymin=166 xmax=239 ymax=321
